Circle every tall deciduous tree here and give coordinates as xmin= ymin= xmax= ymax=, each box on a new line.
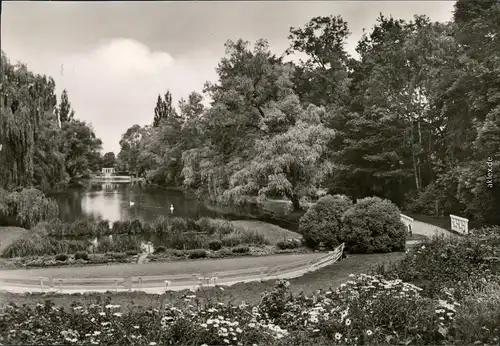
xmin=56 ymin=89 xmax=75 ymax=124
xmin=61 ymin=120 xmax=102 ymax=179
xmin=153 ymin=90 xmax=177 ymax=127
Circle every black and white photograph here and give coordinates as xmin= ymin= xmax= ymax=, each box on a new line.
xmin=0 ymin=0 xmax=499 ymax=345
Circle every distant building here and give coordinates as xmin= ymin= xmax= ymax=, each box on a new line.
xmin=102 ymin=167 xmax=115 ymax=177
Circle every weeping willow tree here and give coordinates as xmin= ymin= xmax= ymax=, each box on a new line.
xmin=0 ymin=92 xmax=36 ymax=189
xmin=0 ymin=52 xmax=66 ymax=190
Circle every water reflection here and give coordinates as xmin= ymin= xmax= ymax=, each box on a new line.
xmin=49 ymin=182 xmax=299 ymax=235
xmin=51 ymin=183 xmax=212 ymax=223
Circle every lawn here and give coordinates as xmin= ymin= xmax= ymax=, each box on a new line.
xmin=0 ymin=227 xmax=28 ymax=256
xmin=230 ymin=220 xmax=302 ymax=245
xmin=0 ymin=252 xmax=404 ymax=311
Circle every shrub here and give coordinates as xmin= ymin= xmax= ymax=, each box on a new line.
xmin=96 ymin=236 xmax=141 ymax=254
xmin=232 ymin=246 xmax=250 ymax=254
xmin=105 ymin=252 xmax=128 ymax=260
xmin=151 ymin=216 xmax=171 ymax=233
xmin=2 ymin=232 xmax=89 ymax=258
xmin=154 ymin=246 xmax=166 ymax=254
xmin=299 ymin=194 xmax=353 ymax=250
xmin=453 ymin=281 xmax=500 ymax=344
xmin=379 ymin=228 xmax=500 ymax=299
xmin=188 ymin=249 xmax=207 ymax=259
xmin=170 ymin=217 xmax=189 ymax=232
xmin=342 ymin=197 xmax=406 ymax=254
xmin=97 ymin=220 xmax=112 ymax=234
xmin=276 ymin=240 xmax=300 ymax=250
xmin=0 ymin=188 xmax=59 ymax=228
xmin=196 ymin=218 xmax=235 ymax=235
xmin=208 ymin=240 xmax=222 ymax=251
xmin=125 ymin=250 xmax=138 ymax=256
xmin=163 ymin=233 xmax=208 ymax=250
xmin=54 ymin=253 xmax=68 ymax=262
xmin=74 ymin=251 xmax=89 ymax=261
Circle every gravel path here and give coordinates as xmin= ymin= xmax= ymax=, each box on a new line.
xmin=411 ymin=220 xmax=457 ymax=238
xmin=0 ymin=253 xmax=324 ymax=279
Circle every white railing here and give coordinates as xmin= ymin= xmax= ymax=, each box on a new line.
xmin=450 ymin=214 xmax=469 ymax=234
xmin=400 ymin=214 xmax=414 ymax=233
xmin=0 ymin=244 xmax=345 ymax=294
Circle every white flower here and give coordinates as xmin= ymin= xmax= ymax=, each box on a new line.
xmin=345 ymin=318 xmax=351 ymax=326
xmin=366 ymin=330 xmax=373 ymax=336
xmin=335 ymin=332 xmax=342 ymax=340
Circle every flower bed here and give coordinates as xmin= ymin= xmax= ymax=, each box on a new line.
xmin=0 ymin=252 xmax=138 ymax=269
xmin=147 ymin=245 xmax=311 ymax=263
xmin=0 ymin=273 xmax=498 ymax=345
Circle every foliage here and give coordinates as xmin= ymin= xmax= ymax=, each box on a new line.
xmin=55 ymin=253 xmax=68 ymax=262
xmin=208 ymin=239 xmax=222 ymax=251
xmin=342 ymin=197 xmax=407 ymax=254
xmin=74 ymin=251 xmax=90 ymax=261
xmin=3 ymin=271 xmax=499 ymax=345
xmin=61 ymin=120 xmax=102 ymax=179
xmin=232 ymin=246 xmax=250 ymax=254
xmin=276 ymin=239 xmax=300 ymax=250
xmin=0 ymin=188 xmax=59 ymax=228
xmin=299 ymin=194 xmax=353 ymax=250
xmin=378 ymin=226 xmax=500 ymax=299
xmin=95 ymin=236 xmax=141 ymax=254
xmin=0 ymin=54 xmax=103 ymax=190
xmin=1 ymin=232 xmax=89 ymax=258
xmin=153 ymin=90 xmax=178 ymax=128
xmin=188 ymin=249 xmax=208 ymax=259
xmin=101 ymin=152 xmax=116 ymax=169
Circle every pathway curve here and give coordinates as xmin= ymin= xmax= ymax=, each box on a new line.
xmin=0 ymin=220 xmax=457 ymax=294
xmin=0 ymin=253 xmax=325 ymax=279
xmin=411 ymin=220 xmax=456 ymax=238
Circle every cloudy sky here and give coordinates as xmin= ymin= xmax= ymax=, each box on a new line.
xmin=2 ymin=1 xmax=455 ymax=154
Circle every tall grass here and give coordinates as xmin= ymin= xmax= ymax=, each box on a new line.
xmin=95 ymin=236 xmax=141 ymax=253
xmin=0 ymin=188 xmax=59 ymax=228
xmin=219 ymin=231 xmax=269 ymax=247
xmin=2 ymin=232 xmax=89 ymax=258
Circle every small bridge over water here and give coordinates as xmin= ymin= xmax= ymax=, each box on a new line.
xmin=90 ymin=175 xmax=133 ymax=183
xmin=90 ymin=167 xmax=133 ymax=183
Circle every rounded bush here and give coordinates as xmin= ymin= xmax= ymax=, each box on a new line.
xmin=74 ymin=251 xmax=89 ymax=261
xmin=298 ymin=194 xmax=353 ymax=250
xmin=276 ymin=240 xmax=300 ymax=250
xmin=342 ymin=196 xmax=406 ymax=254
xmin=232 ymin=246 xmax=250 ymax=254
xmin=188 ymin=249 xmax=207 ymax=259
xmin=208 ymin=240 xmax=222 ymax=251
xmin=54 ymin=253 xmax=68 ymax=262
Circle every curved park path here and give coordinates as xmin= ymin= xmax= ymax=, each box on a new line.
xmin=0 ymin=219 xmax=455 ymax=293
xmin=0 ymin=253 xmax=325 ymax=279
xmin=412 ymin=220 xmax=455 ymax=239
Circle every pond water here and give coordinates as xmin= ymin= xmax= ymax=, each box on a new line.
xmin=48 ymin=182 xmax=299 ymax=251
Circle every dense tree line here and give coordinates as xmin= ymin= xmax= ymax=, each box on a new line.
xmin=0 ymin=53 xmax=103 ymax=190
xmin=117 ymin=0 xmax=499 ymax=225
